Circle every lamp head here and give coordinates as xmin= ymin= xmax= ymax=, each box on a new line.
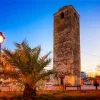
xmin=0 ymin=32 xmax=5 ymax=44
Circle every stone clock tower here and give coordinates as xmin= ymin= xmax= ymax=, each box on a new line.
xmin=53 ymin=5 xmax=81 ymax=86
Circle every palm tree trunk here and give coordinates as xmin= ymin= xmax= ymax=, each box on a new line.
xmin=23 ymin=83 xmax=36 ymax=100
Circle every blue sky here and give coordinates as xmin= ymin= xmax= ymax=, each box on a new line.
xmin=0 ymin=0 xmax=100 ymax=72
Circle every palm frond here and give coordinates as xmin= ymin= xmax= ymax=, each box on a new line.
xmin=34 ymin=46 xmax=41 ymax=60
xmin=2 ymin=39 xmax=53 ymax=89
xmin=36 ymin=58 xmax=51 ymax=73
xmin=3 ymin=49 xmax=29 ymax=76
xmin=32 ymin=70 xmax=54 ymax=87
xmin=14 ymin=42 xmax=21 ymax=50
xmin=42 ymin=51 xmax=51 ymax=61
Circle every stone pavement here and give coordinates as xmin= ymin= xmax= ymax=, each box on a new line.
xmin=66 ymin=85 xmax=100 ymax=90
xmin=0 ymin=85 xmax=100 ymax=91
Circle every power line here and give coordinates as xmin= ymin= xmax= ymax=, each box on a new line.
xmin=84 ymin=68 xmax=97 ymax=72
xmin=81 ymin=51 xmax=100 ymax=72
xmin=81 ymin=51 xmax=100 ymax=58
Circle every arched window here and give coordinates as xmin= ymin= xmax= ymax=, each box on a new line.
xmin=74 ymin=12 xmax=77 ymax=19
xmin=60 ymin=12 xmax=64 ymax=19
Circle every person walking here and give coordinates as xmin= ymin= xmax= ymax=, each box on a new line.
xmin=94 ymin=80 xmax=99 ymax=90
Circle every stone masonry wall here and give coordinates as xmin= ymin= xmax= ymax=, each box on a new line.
xmin=53 ymin=5 xmax=81 ymax=85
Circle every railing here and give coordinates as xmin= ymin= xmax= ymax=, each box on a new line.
xmin=65 ymin=85 xmax=81 ymax=90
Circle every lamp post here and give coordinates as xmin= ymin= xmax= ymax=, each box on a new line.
xmin=0 ymin=32 xmax=5 ymax=81
xmin=0 ymin=32 xmax=5 ymax=63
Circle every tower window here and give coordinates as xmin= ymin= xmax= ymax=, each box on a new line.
xmin=74 ymin=12 xmax=77 ymax=18
xmin=60 ymin=12 xmax=64 ymax=19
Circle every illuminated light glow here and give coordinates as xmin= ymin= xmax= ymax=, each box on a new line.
xmin=0 ymin=32 xmax=5 ymax=44
xmin=0 ymin=35 xmax=4 ymax=44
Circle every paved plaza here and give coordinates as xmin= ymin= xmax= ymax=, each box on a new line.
xmin=66 ymin=85 xmax=100 ymax=90
xmin=0 ymin=85 xmax=100 ymax=91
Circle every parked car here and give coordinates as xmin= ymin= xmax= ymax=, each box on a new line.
xmin=85 ymin=81 xmax=91 ymax=85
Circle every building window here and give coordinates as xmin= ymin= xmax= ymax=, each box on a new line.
xmin=60 ymin=12 xmax=64 ymax=19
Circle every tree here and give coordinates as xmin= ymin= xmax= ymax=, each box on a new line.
xmin=96 ymin=65 xmax=100 ymax=71
xmin=1 ymin=40 xmax=53 ymax=99
xmin=95 ymin=65 xmax=100 ymax=77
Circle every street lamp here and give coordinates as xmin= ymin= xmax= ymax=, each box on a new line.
xmin=0 ymin=32 xmax=5 ymax=81
xmin=0 ymin=32 xmax=5 ymax=62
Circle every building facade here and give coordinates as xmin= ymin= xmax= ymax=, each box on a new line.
xmin=53 ymin=5 xmax=81 ymax=86
xmin=81 ymin=72 xmax=87 ymax=79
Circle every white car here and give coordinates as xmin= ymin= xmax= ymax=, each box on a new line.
xmin=85 ymin=81 xmax=91 ymax=85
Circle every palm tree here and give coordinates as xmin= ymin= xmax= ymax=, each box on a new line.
xmin=1 ymin=40 xmax=53 ymax=99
